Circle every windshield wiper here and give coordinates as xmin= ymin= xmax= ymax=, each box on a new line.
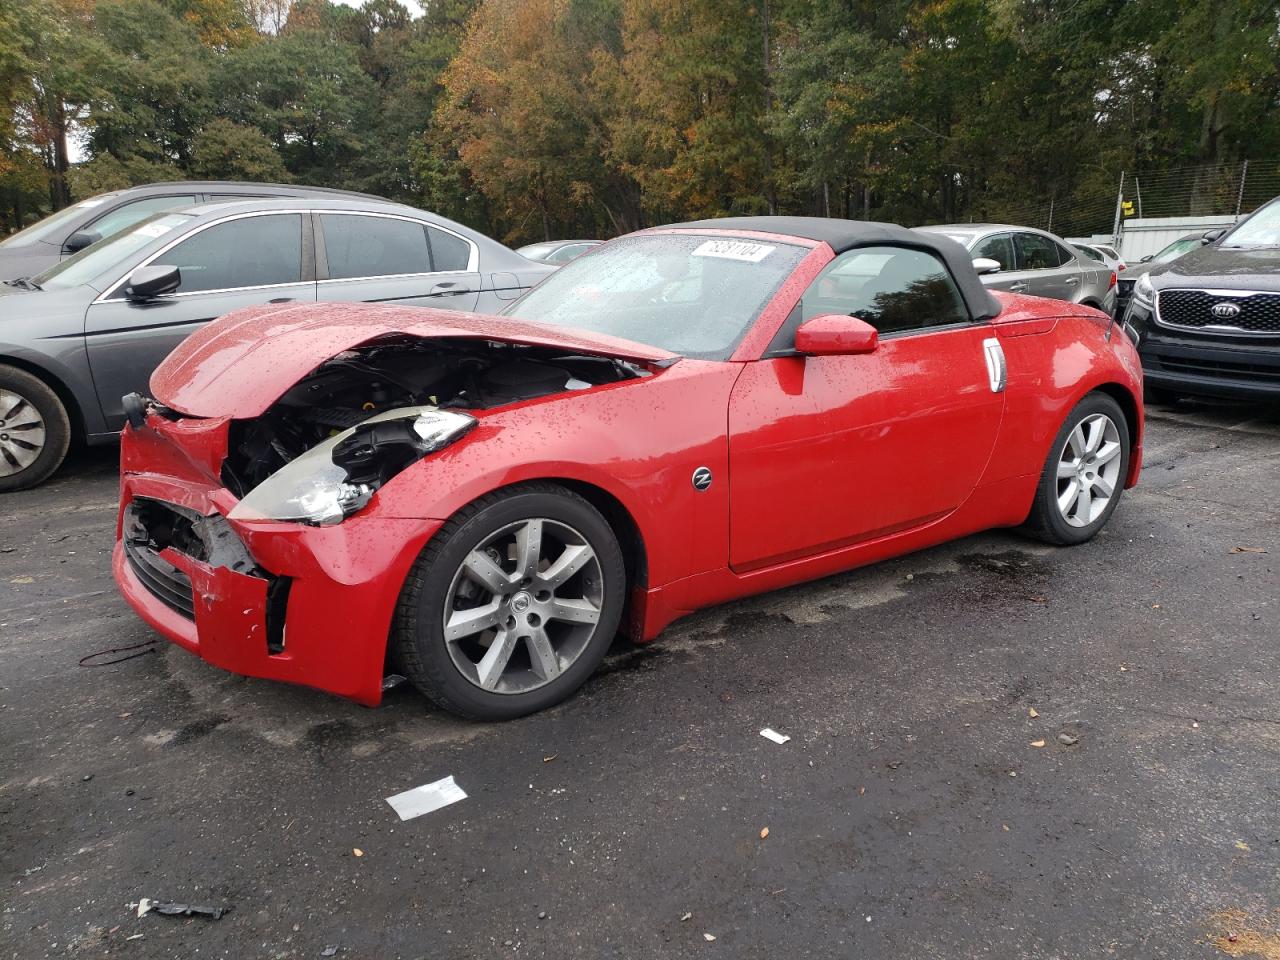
xmin=3 ymin=276 xmax=42 ymax=290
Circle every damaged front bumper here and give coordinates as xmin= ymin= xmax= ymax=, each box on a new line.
xmin=114 ymin=414 xmax=441 ymax=706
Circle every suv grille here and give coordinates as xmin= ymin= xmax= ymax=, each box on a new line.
xmin=1157 ymin=290 xmax=1280 ymax=334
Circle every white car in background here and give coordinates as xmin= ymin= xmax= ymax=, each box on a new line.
xmin=1070 ymin=241 xmax=1126 ymax=276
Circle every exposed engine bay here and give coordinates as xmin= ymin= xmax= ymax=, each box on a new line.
xmin=221 ymin=336 xmax=650 ymax=497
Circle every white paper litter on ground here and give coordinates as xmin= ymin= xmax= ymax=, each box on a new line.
xmin=760 ymin=728 xmax=791 ymax=744
xmin=386 ymin=776 xmax=467 ymax=821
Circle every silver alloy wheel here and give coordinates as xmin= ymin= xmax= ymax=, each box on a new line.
xmin=1055 ymin=412 xmax=1123 ymax=527
xmin=442 ymin=518 xmax=604 ymax=695
xmin=0 ymin=389 xmax=46 ymax=478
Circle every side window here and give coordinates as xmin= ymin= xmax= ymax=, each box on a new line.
xmin=160 ymin=214 xmax=303 ymax=293
xmin=973 ymin=234 xmax=1015 ymax=271
xmin=88 ymin=195 xmax=198 ymax=242
xmin=1053 ymin=241 xmax=1078 ymax=266
xmin=1015 ymin=232 xmax=1064 ymax=270
xmin=796 ymin=245 xmax=969 ymax=336
xmin=427 ymin=226 xmax=472 ymax=272
xmin=1074 ymin=245 xmax=1103 ymax=263
xmin=321 ymin=215 xmax=430 ymax=279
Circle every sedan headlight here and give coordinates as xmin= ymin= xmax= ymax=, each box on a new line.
xmin=1131 ymin=272 xmax=1156 ymax=310
xmin=228 ymin=406 xmax=476 ymax=525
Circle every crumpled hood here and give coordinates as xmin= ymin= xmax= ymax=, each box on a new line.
xmin=152 ymin=301 xmax=677 ymax=418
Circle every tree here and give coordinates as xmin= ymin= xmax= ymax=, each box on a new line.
xmin=436 ymin=0 xmax=624 ymax=241
xmin=214 ymin=21 xmax=376 ymax=185
xmin=85 ymin=0 xmax=215 ymax=169
xmin=190 ymin=118 xmax=291 ymax=179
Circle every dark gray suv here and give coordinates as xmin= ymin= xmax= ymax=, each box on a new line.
xmin=0 ymin=197 xmax=553 ymax=491
xmin=0 ymin=181 xmax=384 ymax=283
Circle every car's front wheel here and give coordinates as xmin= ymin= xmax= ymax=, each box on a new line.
xmin=0 ymin=364 xmax=72 ymax=494
xmin=1024 ymin=392 xmax=1131 ymax=546
xmin=393 ymin=483 xmax=626 ymax=720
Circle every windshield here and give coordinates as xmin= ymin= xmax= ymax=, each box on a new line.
xmin=517 ymin=242 xmax=558 ymax=260
xmin=503 ymin=233 xmax=809 ymax=359
xmin=0 ymin=194 xmax=120 ymax=250
xmin=1222 ymin=201 xmax=1280 ymax=247
xmin=32 ymin=213 xmax=192 ymax=291
xmin=1153 ymin=237 xmax=1200 ymax=263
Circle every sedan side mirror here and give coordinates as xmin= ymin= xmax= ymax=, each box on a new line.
xmin=63 ymin=230 xmax=100 ymax=255
xmin=795 ymin=314 xmax=878 ymax=356
xmin=972 ymin=257 xmax=1002 ymax=275
xmin=126 ymin=265 xmax=181 ymax=301
xmin=1139 ymin=254 xmax=1153 ymax=263
xmin=1201 ymin=228 xmax=1226 ymax=244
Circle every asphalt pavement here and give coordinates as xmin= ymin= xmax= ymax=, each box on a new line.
xmin=2 ymin=400 xmax=1279 ymax=959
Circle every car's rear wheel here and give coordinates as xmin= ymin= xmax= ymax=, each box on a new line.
xmin=392 ymin=483 xmax=626 ymax=720
xmin=0 ymin=365 xmax=72 ymax=494
xmin=1024 ymin=392 xmax=1130 ymax=546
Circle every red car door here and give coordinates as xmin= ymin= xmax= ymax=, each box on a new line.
xmin=728 ymin=246 xmax=1006 ymax=571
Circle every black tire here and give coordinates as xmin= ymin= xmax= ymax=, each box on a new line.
xmin=0 ymin=364 xmax=72 ymax=493
xmin=392 ymin=482 xmax=626 ymax=720
xmin=1023 ymin=392 xmax=1131 ymax=546
xmin=1143 ymin=383 xmax=1180 ymax=406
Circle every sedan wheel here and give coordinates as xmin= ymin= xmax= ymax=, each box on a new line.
xmin=0 ymin=388 xmax=47 ymax=479
xmin=0 ymin=365 xmax=72 ymax=494
xmin=393 ymin=483 xmax=626 ymax=720
xmin=1025 ymin=392 xmax=1131 ymax=546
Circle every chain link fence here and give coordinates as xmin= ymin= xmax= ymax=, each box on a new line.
xmin=950 ymin=160 xmax=1280 ymax=243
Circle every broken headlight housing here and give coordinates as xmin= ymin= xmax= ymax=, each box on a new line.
xmin=228 ymin=407 xmax=476 ymax=526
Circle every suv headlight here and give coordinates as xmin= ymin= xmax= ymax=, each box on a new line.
xmin=228 ymin=406 xmax=476 ymax=525
xmin=1131 ymin=272 xmax=1156 ymax=310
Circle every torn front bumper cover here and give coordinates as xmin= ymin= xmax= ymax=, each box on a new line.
xmin=115 ymin=447 xmax=441 ymax=706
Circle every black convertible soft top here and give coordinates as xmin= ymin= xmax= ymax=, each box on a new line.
xmin=665 ymin=215 xmax=1003 ymax=321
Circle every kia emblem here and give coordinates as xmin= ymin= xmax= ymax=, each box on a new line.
xmin=1211 ymin=301 xmax=1242 ymax=320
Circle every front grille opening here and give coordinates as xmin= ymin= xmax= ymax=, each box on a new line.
xmin=124 ymin=499 xmax=291 ymax=651
xmin=123 ymin=537 xmax=195 ymax=620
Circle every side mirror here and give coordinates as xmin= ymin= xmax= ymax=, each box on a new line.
xmin=1201 ymin=228 xmax=1226 ymax=244
xmin=794 ymin=314 xmax=878 ymax=356
xmin=63 ymin=230 xmax=100 ymax=254
xmin=126 ymin=265 xmax=181 ymax=301
xmin=1139 ymin=254 xmax=1153 ymax=263
xmin=972 ymin=257 xmax=1002 ymax=275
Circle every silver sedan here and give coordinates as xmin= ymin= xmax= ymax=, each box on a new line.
xmin=915 ymin=223 xmax=1117 ymax=315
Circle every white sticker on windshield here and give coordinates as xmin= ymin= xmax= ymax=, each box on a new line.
xmin=133 ymin=221 xmax=175 ymax=239
xmin=692 ymin=239 xmax=776 ymax=262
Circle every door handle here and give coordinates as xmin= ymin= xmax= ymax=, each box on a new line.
xmin=982 ymin=337 xmax=1007 ymax=394
xmin=1008 ymin=282 xmax=1028 ymax=293
xmin=429 ymin=281 xmax=467 ymax=297
xmin=1064 ymin=276 xmax=1079 ymax=285
xmin=269 ymin=297 xmax=296 ymax=304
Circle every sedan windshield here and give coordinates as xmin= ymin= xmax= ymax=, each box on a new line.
xmin=33 ymin=213 xmax=192 ymax=291
xmin=0 ymin=195 xmax=119 ymax=250
xmin=1222 ymin=201 xmax=1280 ymax=247
xmin=1152 ymin=237 xmax=1200 ymax=263
xmin=504 ymin=233 xmax=809 ymax=359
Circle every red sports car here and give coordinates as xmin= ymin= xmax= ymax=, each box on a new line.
xmin=114 ymin=217 xmax=1143 ymax=719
